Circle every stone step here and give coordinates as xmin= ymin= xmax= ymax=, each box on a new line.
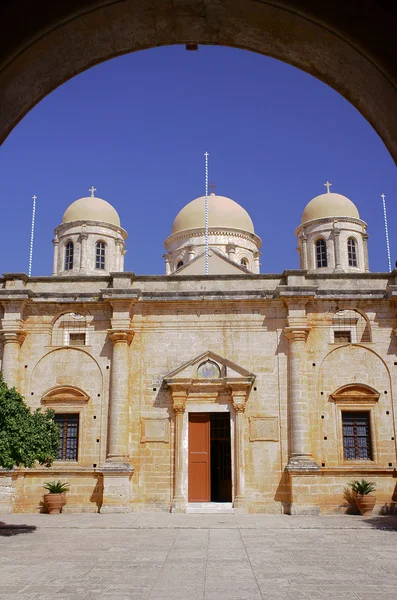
xmin=186 ymin=502 xmax=235 ymax=514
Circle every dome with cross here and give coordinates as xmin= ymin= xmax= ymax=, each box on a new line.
xmin=302 ymin=182 xmax=360 ymax=224
xmin=62 ymin=187 xmax=121 ymax=227
xmin=171 ymin=192 xmax=255 ymax=234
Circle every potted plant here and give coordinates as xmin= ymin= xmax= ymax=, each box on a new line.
xmin=43 ymin=480 xmax=70 ymax=514
xmin=348 ymin=479 xmax=377 ymax=515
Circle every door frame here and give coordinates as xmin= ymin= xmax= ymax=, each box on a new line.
xmin=182 ymin=402 xmax=235 ymax=504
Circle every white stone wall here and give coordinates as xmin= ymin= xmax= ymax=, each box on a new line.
xmin=53 ymin=220 xmax=127 ymax=276
xmin=164 ymin=227 xmax=261 ymax=273
xmin=296 ymin=217 xmax=368 ymax=273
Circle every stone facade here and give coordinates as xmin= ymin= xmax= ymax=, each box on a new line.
xmin=1 ymin=269 xmax=397 ymax=515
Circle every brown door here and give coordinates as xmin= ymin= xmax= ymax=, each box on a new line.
xmin=188 ymin=413 xmax=210 ymax=501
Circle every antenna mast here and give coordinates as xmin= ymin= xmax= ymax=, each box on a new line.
xmin=204 ymin=152 xmax=209 ymax=275
xmin=381 ymin=193 xmax=391 ymax=272
xmin=28 ymin=195 xmax=37 ymax=277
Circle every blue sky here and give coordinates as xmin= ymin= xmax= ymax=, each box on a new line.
xmin=0 ymin=45 xmax=396 ymax=275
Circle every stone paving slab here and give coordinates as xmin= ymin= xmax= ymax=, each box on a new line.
xmin=0 ymin=514 xmax=396 ymax=599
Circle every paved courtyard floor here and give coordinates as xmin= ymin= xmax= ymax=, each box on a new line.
xmin=1 ymin=513 xmax=397 ymax=600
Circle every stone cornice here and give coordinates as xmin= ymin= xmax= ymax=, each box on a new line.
xmin=164 ymin=226 xmax=262 ymax=250
xmin=54 ymin=219 xmax=128 ymax=240
xmin=295 ymin=216 xmax=368 ymax=236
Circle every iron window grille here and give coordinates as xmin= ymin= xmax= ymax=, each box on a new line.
xmin=316 ymin=239 xmax=327 ymax=268
xmin=347 ymin=237 xmax=358 ymax=267
xmin=95 ymin=241 xmax=106 ymax=270
xmin=54 ymin=413 xmax=79 ymax=461
xmin=342 ymin=411 xmax=372 ymax=460
xmin=332 ymin=309 xmax=371 ymax=343
xmin=64 ymin=242 xmax=74 ymax=271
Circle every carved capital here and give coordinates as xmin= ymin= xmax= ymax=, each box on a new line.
xmin=2 ymin=330 xmax=26 ymax=346
xmin=283 ymin=326 xmax=310 ymax=343
xmin=108 ymin=330 xmax=134 ymax=345
xmin=232 ymin=400 xmax=246 ymax=413
xmin=173 ymin=402 xmax=186 ymax=414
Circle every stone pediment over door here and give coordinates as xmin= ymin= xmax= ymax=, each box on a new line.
xmin=164 ymin=351 xmax=256 ymax=410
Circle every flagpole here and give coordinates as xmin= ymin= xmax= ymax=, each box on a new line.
xmin=28 ymin=195 xmax=37 ymax=277
xmin=381 ymin=193 xmax=391 ymax=272
xmin=204 ymin=152 xmax=209 ymax=275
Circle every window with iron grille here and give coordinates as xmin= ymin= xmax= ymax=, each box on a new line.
xmin=316 ymin=239 xmax=327 ymax=268
xmin=240 ymin=258 xmax=248 ymax=267
xmin=334 ymin=330 xmax=351 ymax=343
xmin=95 ymin=241 xmax=106 ymax=270
xmin=176 ymin=261 xmax=184 ymax=269
xmin=54 ymin=414 xmax=79 ymax=461
xmin=69 ymin=332 xmax=86 ymax=346
xmin=342 ymin=411 xmax=372 ymax=460
xmin=347 ymin=237 xmax=358 ymax=267
xmin=64 ymin=242 xmax=74 ymax=271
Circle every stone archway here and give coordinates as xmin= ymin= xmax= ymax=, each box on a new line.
xmin=0 ymin=1 xmax=396 ymax=164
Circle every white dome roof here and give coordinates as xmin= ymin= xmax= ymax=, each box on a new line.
xmin=172 ymin=193 xmax=255 ymax=234
xmin=302 ymin=192 xmax=360 ymax=224
xmin=62 ymin=196 xmax=121 ymax=227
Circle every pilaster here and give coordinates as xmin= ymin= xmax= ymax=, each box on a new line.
xmin=170 ymin=384 xmax=187 ymax=513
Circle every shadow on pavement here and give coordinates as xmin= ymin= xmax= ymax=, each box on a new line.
xmin=364 ymin=515 xmax=397 ymax=531
xmin=0 ymin=521 xmax=37 ymax=537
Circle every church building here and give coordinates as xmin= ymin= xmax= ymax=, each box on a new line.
xmin=0 ymin=185 xmax=396 ymax=515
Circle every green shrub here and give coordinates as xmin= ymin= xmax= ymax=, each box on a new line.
xmin=0 ymin=374 xmax=60 ymax=469
xmin=348 ymin=479 xmax=376 ymax=495
xmin=43 ymin=480 xmax=70 ymax=494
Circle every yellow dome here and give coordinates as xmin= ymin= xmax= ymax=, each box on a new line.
xmin=302 ymin=192 xmax=360 ymax=224
xmin=62 ymin=196 xmax=120 ymax=227
xmin=172 ymin=194 xmax=255 ymax=234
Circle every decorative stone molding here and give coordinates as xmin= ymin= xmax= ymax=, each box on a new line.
xmin=1 ymin=330 xmax=26 ymax=346
xmin=331 ymin=384 xmax=380 ymax=403
xmin=108 ymin=329 xmax=134 ymax=344
xmin=41 ymin=385 xmax=89 ymax=405
xmin=283 ymin=326 xmax=310 ymax=343
xmin=249 ymin=417 xmax=279 ymax=442
xmin=141 ymin=418 xmax=169 ymax=443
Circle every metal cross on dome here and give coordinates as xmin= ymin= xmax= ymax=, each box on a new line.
xmin=324 ymin=181 xmax=332 ymax=194
xmin=89 ymin=186 xmax=96 ymax=197
xmin=209 ymin=182 xmax=216 ymax=194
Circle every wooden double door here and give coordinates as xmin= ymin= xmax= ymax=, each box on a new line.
xmin=188 ymin=413 xmax=232 ymax=502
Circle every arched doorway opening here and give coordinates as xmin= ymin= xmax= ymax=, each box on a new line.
xmin=1 ymin=1 xmax=396 ymax=165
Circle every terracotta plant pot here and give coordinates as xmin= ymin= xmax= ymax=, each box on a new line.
xmin=44 ymin=492 xmax=66 ymax=514
xmin=356 ymin=494 xmax=376 ymax=516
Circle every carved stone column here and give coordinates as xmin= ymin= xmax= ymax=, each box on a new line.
xmin=363 ymin=233 xmax=370 ymax=272
xmin=52 ymin=236 xmax=59 ymax=275
xmin=99 ymin=328 xmax=134 ymax=514
xmin=106 ymin=330 xmax=133 ymax=463
xmin=171 ymin=386 xmax=187 ymax=513
xmin=333 ymin=228 xmax=343 ymax=272
xmin=226 ymin=243 xmax=236 ymax=261
xmin=301 ymin=235 xmax=308 ymax=270
xmin=163 ymin=254 xmax=171 ymax=275
xmin=115 ymin=239 xmax=124 ymax=271
xmin=230 ymin=382 xmax=250 ymax=511
xmin=1 ymin=331 xmax=25 ymax=389
xmin=253 ymin=251 xmax=261 ymax=274
xmin=284 ymin=327 xmax=319 ymax=471
xmin=79 ymin=230 xmax=88 ymax=272
xmin=187 ymin=246 xmax=195 ymax=262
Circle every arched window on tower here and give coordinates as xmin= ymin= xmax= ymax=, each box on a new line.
xmin=64 ymin=241 xmax=74 ymax=271
xmin=315 ymin=239 xmax=327 ymax=268
xmin=240 ymin=258 xmax=248 ymax=268
xmin=95 ymin=241 xmax=106 ymax=270
xmin=176 ymin=261 xmax=184 ymax=269
xmin=347 ymin=237 xmax=358 ymax=267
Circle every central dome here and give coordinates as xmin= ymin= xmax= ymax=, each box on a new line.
xmin=62 ymin=196 xmax=121 ymax=227
xmin=171 ymin=194 xmax=255 ymax=235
